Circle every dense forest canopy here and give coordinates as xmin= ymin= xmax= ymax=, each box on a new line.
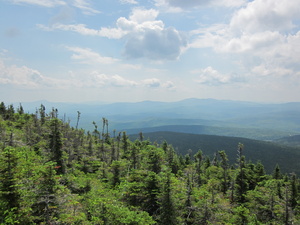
xmin=130 ymin=131 xmax=300 ymax=175
xmin=0 ymin=102 xmax=299 ymax=224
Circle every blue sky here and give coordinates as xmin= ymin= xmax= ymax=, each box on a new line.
xmin=1 ymin=0 xmax=300 ymax=103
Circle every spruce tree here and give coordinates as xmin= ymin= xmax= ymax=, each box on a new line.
xmin=49 ymin=118 xmax=64 ymax=174
xmin=159 ymin=172 xmax=177 ymax=225
xmin=0 ymin=147 xmax=20 ymax=223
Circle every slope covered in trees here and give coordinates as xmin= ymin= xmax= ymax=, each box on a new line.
xmin=130 ymin=131 xmax=300 ymax=174
xmin=0 ymin=102 xmax=300 ymax=224
xmin=275 ymin=135 xmax=300 ymax=147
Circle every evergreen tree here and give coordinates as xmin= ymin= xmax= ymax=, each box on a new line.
xmin=144 ymin=172 xmax=160 ymax=217
xmin=0 ymin=102 xmax=6 ymax=117
xmin=49 ymin=118 xmax=65 ymax=174
xmin=159 ymin=171 xmax=177 ymax=225
xmin=32 ymin=162 xmax=60 ymax=224
xmin=273 ymin=164 xmax=282 ymax=180
xmin=111 ymin=160 xmax=122 ymax=187
xmin=122 ymin=131 xmax=129 ymax=157
xmin=219 ymin=150 xmax=229 ymax=194
xmin=184 ymin=173 xmax=195 ymax=225
xmin=39 ymin=104 xmax=46 ymax=125
xmin=17 ymin=103 xmax=24 ymax=115
xmin=147 ymin=147 xmax=163 ymax=174
xmin=0 ymin=147 xmax=20 ymax=223
xmin=290 ymin=173 xmax=298 ymax=210
xmin=235 ymin=143 xmax=248 ymax=204
xmin=194 ymin=150 xmax=203 ymax=186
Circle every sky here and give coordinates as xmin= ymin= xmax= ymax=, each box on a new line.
xmin=0 ymin=0 xmax=300 ymax=103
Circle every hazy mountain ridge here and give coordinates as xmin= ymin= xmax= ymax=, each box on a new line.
xmin=17 ymin=98 xmax=300 ymax=140
xmin=125 ymin=124 xmax=298 ymax=141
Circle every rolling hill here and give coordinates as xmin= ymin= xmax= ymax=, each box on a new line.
xmin=275 ymin=134 xmax=300 ymax=147
xmin=125 ymin=124 xmax=297 ymax=140
xmin=130 ymin=131 xmax=300 ymax=174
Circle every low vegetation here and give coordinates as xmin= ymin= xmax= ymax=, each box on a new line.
xmin=0 ymin=102 xmax=299 ymax=224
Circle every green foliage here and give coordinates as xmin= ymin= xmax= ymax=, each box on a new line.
xmin=133 ymin=131 xmax=300 ymax=174
xmin=0 ymin=103 xmax=299 ymax=224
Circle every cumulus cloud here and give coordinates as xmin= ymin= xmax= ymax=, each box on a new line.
xmin=0 ymin=58 xmax=68 ymax=88
xmin=191 ymin=0 xmax=300 ymax=52
xmin=84 ymin=72 xmax=137 ymax=87
xmin=162 ymin=80 xmax=176 ymax=90
xmin=190 ymin=0 xmax=300 ymax=81
xmin=193 ymin=67 xmax=241 ymax=85
xmin=11 ymin=0 xmax=66 ymax=7
xmin=110 ymin=75 xmax=138 ymax=87
xmin=38 ymin=8 xmax=187 ymax=60
xmin=142 ymin=78 xmax=176 ymax=90
xmin=230 ymin=0 xmax=300 ymax=33
xmin=124 ymin=26 xmax=186 ymax=60
xmin=121 ymin=8 xmax=187 ymax=60
xmin=142 ymin=78 xmax=161 ymax=88
xmin=66 ymin=46 xmax=119 ymax=64
xmin=0 ymin=58 xmax=137 ymax=89
xmin=219 ymin=31 xmax=284 ymax=53
xmin=0 ymin=53 xmax=177 ymax=93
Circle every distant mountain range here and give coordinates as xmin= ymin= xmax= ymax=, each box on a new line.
xmin=18 ymin=98 xmax=300 ymax=141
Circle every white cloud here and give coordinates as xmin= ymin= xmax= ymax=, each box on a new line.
xmin=39 ymin=8 xmax=187 ymax=60
xmin=120 ymin=0 xmax=138 ymax=4
xmin=120 ymin=8 xmax=187 ymax=60
xmin=0 ymin=51 xmax=176 ymax=96
xmin=230 ymin=0 xmax=300 ymax=33
xmin=72 ymin=0 xmax=100 ymax=15
xmin=11 ymin=0 xmax=66 ymax=7
xmin=11 ymin=0 xmax=100 ymax=14
xmin=0 ymin=58 xmax=68 ymax=88
xmin=142 ymin=78 xmax=161 ymax=88
xmin=162 ymin=80 xmax=176 ymax=90
xmin=37 ymin=23 xmax=127 ymax=39
xmin=154 ymin=0 xmax=246 ymax=11
xmin=0 ymin=57 xmax=137 ymax=89
xmin=110 ymin=75 xmax=138 ymax=87
xmin=190 ymin=0 xmax=300 ymax=83
xmin=252 ymin=64 xmax=294 ymax=78
xmin=141 ymin=78 xmax=176 ymax=90
xmin=83 ymin=72 xmax=138 ymax=88
xmin=193 ymin=67 xmax=241 ymax=85
xmin=219 ymin=31 xmax=284 ymax=53
xmin=66 ymin=46 xmax=119 ymax=64
xmin=129 ymin=8 xmax=158 ymax=23
xmin=124 ymin=26 xmax=186 ymax=60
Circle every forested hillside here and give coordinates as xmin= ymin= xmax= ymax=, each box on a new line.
xmin=0 ymin=102 xmax=300 ymax=224
xmin=130 ymin=131 xmax=300 ymax=174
